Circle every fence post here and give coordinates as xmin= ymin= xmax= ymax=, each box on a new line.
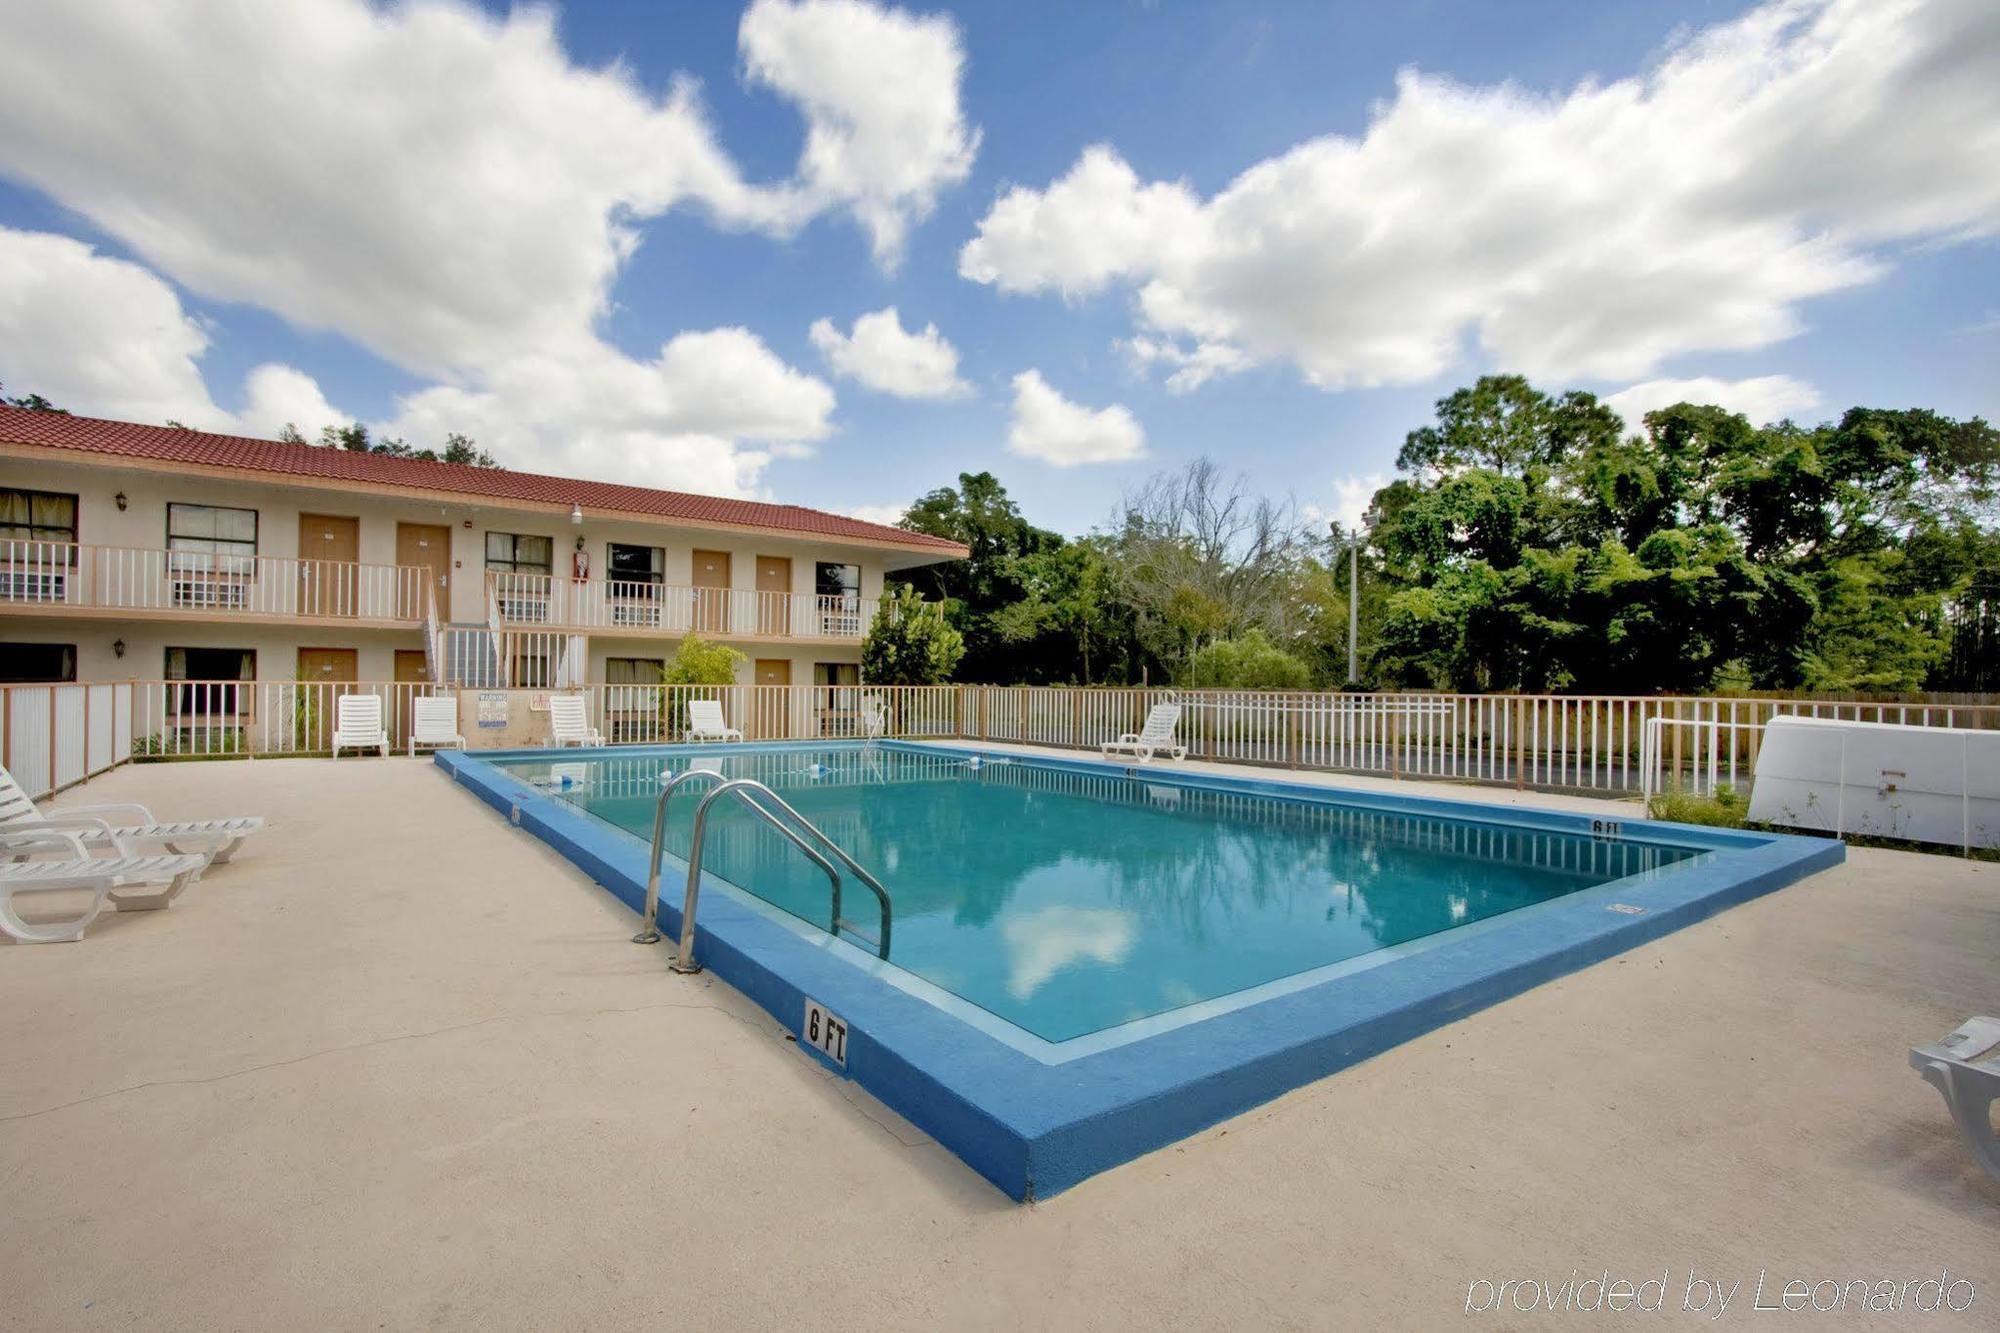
xmin=1513 ymin=696 xmax=1526 ymax=790
xmin=1671 ymin=699 xmax=1684 ymax=792
xmin=1287 ymin=695 xmax=1300 ymax=770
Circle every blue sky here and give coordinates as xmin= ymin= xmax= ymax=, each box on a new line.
xmin=0 ymin=0 xmax=1994 ymax=538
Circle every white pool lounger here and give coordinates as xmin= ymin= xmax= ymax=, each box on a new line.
xmin=1910 ymin=1016 xmax=2000 ymax=1182
xmin=0 ymin=763 xmax=264 ymax=865
xmin=0 ymin=831 xmax=209 ymax=943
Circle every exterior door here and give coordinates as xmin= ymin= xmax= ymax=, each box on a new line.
xmin=755 ymin=556 xmax=791 ymax=636
xmin=751 ymin=658 xmax=790 ymax=738
xmin=395 ymin=522 xmax=451 ymax=621
xmin=393 ymin=649 xmax=430 ymax=749
xmin=296 ymin=647 xmax=358 ymax=749
xmin=299 ymin=514 xmax=361 ymax=617
xmin=692 ymin=548 xmax=731 ymax=634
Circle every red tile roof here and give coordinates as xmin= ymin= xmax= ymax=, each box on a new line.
xmin=0 ymin=405 xmax=967 ymax=558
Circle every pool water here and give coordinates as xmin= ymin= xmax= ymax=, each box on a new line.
xmin=502 ymin=747 xmax=1708 ymax=1043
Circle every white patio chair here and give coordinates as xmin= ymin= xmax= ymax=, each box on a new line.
xmin=1 ymin=762 xmax=263 ymax=865
xmin=332 ymin=693 xmax=389 ymax=758
xmin=408 ymin=696 xmax=466 ymax=756
xmin=1102 ymin=703 xmax=1187 ymax=763
xmin=860 ymin=694 xmax=888 ymax=738
xmin=0 ymin=828 xmax=209 ymax=943
xmin=548 ymin=693 xmax=605 ymax=747
xmin=686 ymin=699 xmax=743 ymax=742
xmin=1911 ymin=1016 xmax=2000 ymax=1182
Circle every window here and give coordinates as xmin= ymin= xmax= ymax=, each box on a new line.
xmin=511 ymin=651 xmax=553 ymax=689
xmin=1 ymin=489 xmax=79 ymax=596
xmin=606 ymin=543 xmax=664 ymax=587
xmin=0 ymin=488 xmax=77 ymax=546
xmin=813 ymin=662 xmax=862 ymax=735
xmin=815 ymin=562 xmax=862 ymax=635
xmin=485 ymin=532 xmax=553 ymax=575
xmin=604 ymin=656 xmax=664 ymax=685
xmin=165 ymin=646 xmax=255 ymax=717
xmin=0 ymin=642 xmax=76 ymax=683
xmin=166 ymin=504 xmax=257 ymax=606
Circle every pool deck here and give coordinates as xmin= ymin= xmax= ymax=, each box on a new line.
xmin=2 ymin=752 xmax=1995 ymax=1328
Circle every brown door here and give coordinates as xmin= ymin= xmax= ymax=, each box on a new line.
xmin=299 ymin=514 xmax=361 ymax=617
xmin=296 ymin=647 xmax=358 ymax=749
xmin=395 ymin=522 xmax=451 ymax=621
xmin=392 ymin=649 xmax=430 ymax=748
xmin=751 ymin=658 xmax=790 ymax=738
xmin=755 ymin=556 xmax=791 ymax=636
xmin=692 ymin=549 xmax=731 ymax=634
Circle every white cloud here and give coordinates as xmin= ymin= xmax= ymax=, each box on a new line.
xmin=1119 ymin=334 xmax=1252 ymax=393
xmin=1603 ymin=374 xmax=1822 ymax=432
xmin=962 ymin=0 xmax=2000 ymax=391
xmin=809 ymin=306 xmax=970 ymax=399
xmin=740 ymin=0 xmax=979 ymax=267
xmin=1303 ymin=472 xmax=1392 ymax=536
xmin=0 ymin=227 xmax=229 ymax=428
xmin=236 ymin=363 xmax=348 ymax=440
xmin=0 ymin=0 xmax=980 ymax=493
xmin=844 ymin=502 xmax=908 ymax=526
xmin=1006 ymin=370 xmax=1145 ymax=467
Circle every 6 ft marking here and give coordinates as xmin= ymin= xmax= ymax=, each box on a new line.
xmin=802 ymin=998 xmax=848 ymax=1066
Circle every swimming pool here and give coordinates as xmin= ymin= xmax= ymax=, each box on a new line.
xmin=441 ymin=741 xmax=1843 ymax=1198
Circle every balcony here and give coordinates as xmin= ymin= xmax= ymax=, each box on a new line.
xmin=484 ymin=571 xmax=936 ymax=642
xmin=0 ymin=540 xmax=431 ymax=626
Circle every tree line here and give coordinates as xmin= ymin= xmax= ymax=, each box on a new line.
xmin=884 ymin=375 xmax=2000 ymax=695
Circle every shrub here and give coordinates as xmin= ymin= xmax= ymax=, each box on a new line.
xmin=862 ymin=587 xmax=965 ymax=685
xmin=662 ymin=634 xmax=746 ymax=686
xmin=1181 ymin=630 xmax=1313 ymax=690
xmin=1646 ymin=784 xmax=1747 ymax=827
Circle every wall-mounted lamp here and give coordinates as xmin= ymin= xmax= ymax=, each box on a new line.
xmin=570 ymin=502 xmax=583 ymax=525
xmin=112 ymin=638 xmax=125 ymax=659
xmin=574 ymin=535 xmax=586 ymax=552
xmin=114 ymin=491 xmax=128 ymax=511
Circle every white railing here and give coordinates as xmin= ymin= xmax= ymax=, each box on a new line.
xmin=0 ymin=539 xmax=431 ymax=622
xmin=483 ymin=570 xmax=935 ymax=639
xmin=0 ymin=681 xmax=134 ymax=798
xmin=53 ymin=678 xmax=1997 ymax=801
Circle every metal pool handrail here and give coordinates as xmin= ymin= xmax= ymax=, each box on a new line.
xmin=633 ymin=768 xmax=728 ymax=945
xmin=643 ymin=776 xmax=894 ymax=974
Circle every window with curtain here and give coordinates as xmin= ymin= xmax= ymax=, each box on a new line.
xmin=166 ymin=503 xmax=257 ymax=575
xmin=0 ymin=488 xmax=78 ymax=548
xmin=606 ymin=543 xmax=664 ymax=588
xmin=604 ymin=656 xmax=664 ymax=685
xmin=165 ymin=646 xmax=256 ymax=715
xmin=0 ymin=642 xmax=76 ymax=682
xmin=484 ymin=532 xmax=553 ymax=574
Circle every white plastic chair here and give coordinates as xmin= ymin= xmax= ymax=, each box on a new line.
xmin=0 ymin=828 xmax=209 ymax=943
xmin=332 ymin=693 xmax=389 ymax=758
xmin=1102 ymin=703 xmax=1187 ymax=763
xmin=860 ymin=695 xmax=888 ymax=738
xmin=1911 ymin=1016 xmax=2000 ymax=1182
xmin=408 ymin=696 xmax=466 ymax=756
xmin=686 ymin=699 xmax=743 ymax=742
xmin=548 ymin=694 xmax=605 ymax=747
xmin=0 ymin=762 xmax=263 ymax=865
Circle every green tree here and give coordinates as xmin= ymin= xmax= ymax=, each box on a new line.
xmin=0 ymin=384 xmax=66 ymax=413
xmin=896 ymin=471 xmax=1068 ymax=681
xmin=661 ymin=634 xmax=745 ymax=686
xmin=1182 ymin=629 xmax=1313 ymax=689
xmin=862 ymin=587 xmax=966 ymax=684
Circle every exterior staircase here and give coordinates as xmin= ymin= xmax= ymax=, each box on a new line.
xmin=438 ymin=622 xmax=504 ymax=687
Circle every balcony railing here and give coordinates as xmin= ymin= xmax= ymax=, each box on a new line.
xmin=484 ymin=571 xmax=937 ymax=639
xmin=0 ymin=540 xmax=432 ymax=623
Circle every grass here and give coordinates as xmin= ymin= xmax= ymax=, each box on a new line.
xmin=1646 ymin=783 xmax=1748 ymax=827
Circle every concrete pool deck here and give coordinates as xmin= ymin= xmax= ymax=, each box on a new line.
xmin=2 ymin=754 xmax=1994 ymax=1328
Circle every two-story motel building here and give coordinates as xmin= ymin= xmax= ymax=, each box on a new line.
xmin=0 ymin=405 xmax=966 ymax=741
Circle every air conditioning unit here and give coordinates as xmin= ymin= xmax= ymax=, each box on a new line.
xmin=172 ymin=577 xmax=249 ymax=609
xmin=1747 ymin=716 xmax=2000 ymax=851
xmin=0 ymin=569 xmax=66 ymax=601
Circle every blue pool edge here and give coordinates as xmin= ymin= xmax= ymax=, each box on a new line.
xmin=434 ymin=742 xmax=1845 ymax=1201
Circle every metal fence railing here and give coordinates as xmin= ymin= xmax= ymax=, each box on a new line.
xmin=10 ymin=679 xmax=1997 ymax=803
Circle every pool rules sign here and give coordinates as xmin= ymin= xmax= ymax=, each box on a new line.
xmin=802 ymin=998 xmax=848 ymax=1066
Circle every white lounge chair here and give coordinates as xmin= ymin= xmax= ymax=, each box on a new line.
xmin=1102 ymin=703 xmax=1186 ymax=763
xmin=332 ymin=693 xmax=389 ymax=758
xmin=1 ymin=762 xmax=263 ymax=865
xmin=0 ymin=829 xmax=209 ymax=943
xmin=409 ymin=695 xmax=466 ymax=756
xmin=548 ymin=694 xmax=605 ymax=747
xmin=1911 ymin=1016 xmax=2000 ymax=1182
xmin=686 ymin=699 xmax=743 ymax=742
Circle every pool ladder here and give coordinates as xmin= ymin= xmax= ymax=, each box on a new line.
xmin=633 ymin=772 xmax=893 ymax=974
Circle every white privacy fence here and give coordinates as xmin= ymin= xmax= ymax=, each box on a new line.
xmin=12 ymin=678 xmax=1998 ymax=803
xmin=0 ymin=681 xmax=134 ymax=798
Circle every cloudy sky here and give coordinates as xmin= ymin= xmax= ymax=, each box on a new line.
xmin=0 ymin=0 xmax=1994 ymax=534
